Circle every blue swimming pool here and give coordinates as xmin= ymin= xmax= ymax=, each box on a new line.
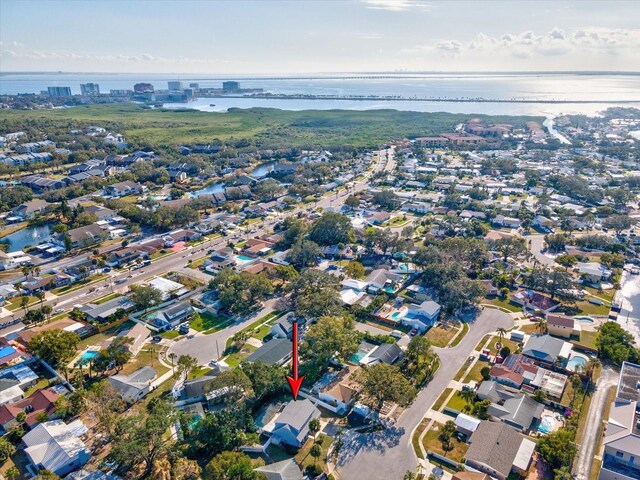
xmin=567 ymin=354 xmax=588 ymax=371
xmin=391 ymin=311 xmax=403 ymax=320
xmin=350 ymin=351 xmax=367 ymax=363
xmin=237 ymin=255 xmax=253 ymax=261
xmin=76 ymin=350 xmax=98 ymax=366
xmin=538 ymin=415 xmax=555 ymax=434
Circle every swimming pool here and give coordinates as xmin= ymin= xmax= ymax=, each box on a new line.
xmin=538 ymin=414 xmax=555 ymax=434
xmin=566 ymin=353 xmax=588 ymax=372
xmin=236 ymin=255 xmax=253 ymax=261
xmin=350 ymin=351 xmax=367 ymax=363
xmin=391 ymin=311 xmax=403 ymax=320
xmin=76 ymin=350 xmax=99 ymax=366
xmin=574 ymin=316 xmax=594 ymax=323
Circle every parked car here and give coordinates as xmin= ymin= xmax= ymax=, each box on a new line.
xmin=179 ymin=324 xmax=190 ymax=335
xmin=390 ymin=330 xmax=403 ymax=339
xmin=409 ymin=329 xmax=418 ymax=336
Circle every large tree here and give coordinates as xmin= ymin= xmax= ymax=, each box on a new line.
xmin=603 ymin=213 xmax=633 ymax=235
xmin=286 ymin=239 xmax=323 ymax=270
xmin=26 ymin=329 xmax=80 ymax=367
xmin=309 ymin=212 xmax=355 ymax=246
xmin=357 ymin=363 xmax=416 ymax=411
xmin=211 ymin=268 xmax=274 ymax=314
xmin=204 ymin=451 xmax=265 ymax=480
xmin=301 ymin=316 xmax=360 ymax=369
xmin=287 ymin=269 xmax=343 ymax=319
xmin=109 ymin=400 xmax=179 ymax=477
xmin=129 ymin=285 xmax=163 ymax=313
xmin=596 ymin=321 xmax=640 ymax=368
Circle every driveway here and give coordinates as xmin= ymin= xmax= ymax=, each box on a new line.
xmin=336 ymin=308 xmax=513 ymax=480
xmin=572 ymin=367 xmax=618 ymax=480
xmin=167 ymin=298 xmax=279 ymax=365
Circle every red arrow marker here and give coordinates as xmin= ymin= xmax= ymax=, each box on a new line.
xmin=286 ymin=321 xmax=304 ymax=400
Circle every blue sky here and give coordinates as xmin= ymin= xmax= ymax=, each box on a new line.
xmin=1 ymin=0 xmax=639 ymax=73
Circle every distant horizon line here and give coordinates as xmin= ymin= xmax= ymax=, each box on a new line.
xmin=1 ymin=70 xmax=639 ymax=77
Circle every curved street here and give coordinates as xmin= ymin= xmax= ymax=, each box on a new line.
xmin=336 ymin=308 xmax=513 ymax=480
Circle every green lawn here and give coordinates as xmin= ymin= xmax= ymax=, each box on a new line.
xmin=0 ymin=103 xmax=542 ymax=149
xmin=483 ymin=296 xmax=522 ymax=313
xmin=573 ymin=301 xmax=611 ymax=316
xmin=188 ymin=256 xmax=208 ymax=269
xmin=474 ymin=334 xmax=492 ymax=352
xmin=426 ymin=324 xmax=459 ymax=348
xmin=190 ymin=312 xmax=228 ymax=332
xmin=5 ymin=295 xmax=39 ymax=311
xmin=584 ymin=287 xmax=615 ymax=303
xmin=462 ymin=359 xmax=491 ymax=384
xmin=224 ymin=344 xmax=258 ymax=368
xmin=573 ymin=329 xmax=599 ymax=349
xmin=120 ymin=344 xmax=169 ymax=377
xmin=161 ymin=330 xmax=180 ymax=339
xmin=449 ymin=322 xmax=469 ymax=348
xmin=294 ymin=434 xmax=333 ymax=474
xmin=422 ymin=424 xmax=469 ymax=463
xmin=432 ymin=388 xmax=454 ymax=412
xmin=445 ymin=391 xmax=468 ymax=412
xmin=94 ymin=293 xmax=120 ymax=305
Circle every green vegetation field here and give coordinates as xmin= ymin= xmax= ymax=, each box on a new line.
xmin=0 ymin=104 xmax=542 ymax=149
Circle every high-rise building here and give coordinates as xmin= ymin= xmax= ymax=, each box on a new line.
xmin=80 ymin=83 xmax=100 ymax=96
xmin=47 ymin=86 xmax=72 ymax=97
xmin=168 ymin=81 xmax=183 ymax=91
xmin=189 ymin=83 xmax=199 ymax=89
xmin=222 ymin=81 xmax=240 ymax=93
xmin=134 ymin=83 xmax=154 ymax=93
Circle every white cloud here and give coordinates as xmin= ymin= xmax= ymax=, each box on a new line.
xmin=404 ymin=27 xmax=640 ymax=61
xmin=360 ymin=0 xmax=430 ymax=12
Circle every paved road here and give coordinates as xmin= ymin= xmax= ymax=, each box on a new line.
xmin=525 ymin=234 xmax=556 ymax=266
xmin=167 ymin=298 xmax=280 ymax=364
xmin=336 ymin=308 xmax=513 ymax=480
xmin=572 ymin=367 xmax=618 ymax=480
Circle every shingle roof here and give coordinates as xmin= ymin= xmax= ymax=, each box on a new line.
xmin=466 ymin=421 xmax=524 ymax=478
xmin=245 ymin=338 xmax=292 ymax=365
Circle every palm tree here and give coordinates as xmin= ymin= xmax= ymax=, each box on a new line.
xmin=20 ymin=295 xmax=30 ymax=315
xmin=496 ymin=327 xmax=507 ymax=350
xmin=460 ymin=388 xmax=476 ymax=411
xmin=35 ymin=290 xmax=45 ymax=309
xmin=536 ymin=317 xmax=548 ymax=334
xmin=168 ymin=353 xmax=177 ymax=376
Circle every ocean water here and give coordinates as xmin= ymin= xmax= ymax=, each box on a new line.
xmin=1 ymin=72 xmax=639 ymax=116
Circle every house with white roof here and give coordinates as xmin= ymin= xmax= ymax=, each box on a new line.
xmin=22 ymin=419 xmax=90 ymax=477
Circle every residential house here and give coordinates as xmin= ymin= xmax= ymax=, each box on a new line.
xmin=11 ymin=199 xmax=51 ymax=219
xmin=269 ymin=314 xmax=301 ymax=340
xmin=576 ymin=262 xmax=612 ymax=284
xmin=107 ymin=247 xmax=146 ymax=267
xmin=116 ymin=323 xmax=150 ymax=356
xmin=312 ymin=366 xmax=362 ymax=415
xmin=490 ymin=354 xmax=567 ymax=400
xmin=105 ymin=181 xmax=145 ymax=197
xmin=22 ymin=420 xmax=90 ymax=477
xmin=366 ymin=269 xmax=404 ymax=293
xmin=254 ymin=459 xmax=303 ymax=480
xmin=244 ymin=338 xmax=292 ymax=366
xmin=492 ymin=215 xmax=521 ymax=229
xmin=0 ymin=363 xmax=39 ymax=391
xmin=599 ymin=361 xmax=640 ymax=480
xmin=108 ymin=366 xmax=157 ymax=403
xmin=361 ymin=343 xmax=403 ymax=366
xmin=80 ymin=296 xmax=134 ymax=322
xmin=511 ymin=290 xmax=560 ymax=314
xmin=399 ymin=300 xmax=442 ymax=332
xmin=63 ymin=224 xmax=108 ymax=249
xmin=0 ymin=379 xmax=24 ymax=406
xmin=546 ymin=314 xmax=580 ymax=339
xmin=84 ymin=205 xmax=117 ymax=222
xmin=521 ymin=334 xmax=573 ymax=368
xmin=452 ymin=473 xmax=491 ymax=480
xmin=0 ymin=387 xmax=60 ymax=432
xmin=266 ymin=399 xmax=321 ymax=448
xmin=464 ymin=421 xmax=536 ymax=480
xmin=147 ymin=301 xmax=193 ymax=331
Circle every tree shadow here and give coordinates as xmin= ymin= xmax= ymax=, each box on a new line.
xmin=334 ymin=422 xmax=405 ymax=467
